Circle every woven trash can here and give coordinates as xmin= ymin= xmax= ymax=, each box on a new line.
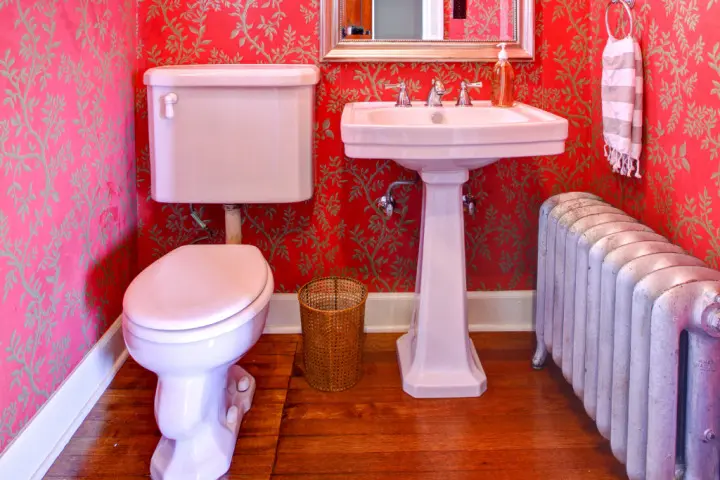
xmin=298 ymin=276 xmax=368 ymax=392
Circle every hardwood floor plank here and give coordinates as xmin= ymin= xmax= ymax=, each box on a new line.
xmin=471 ymin=331 xmax=536 ymax=350
xmin=273 ymin=448 xmax=621 ymax=475
xmin=246 ymin=335 xmax=299 ymax=356
xmin=275 ymin=426 xmax=606 ymax=453
xmin=279 ymin=413 xmax=601 ymax=438
xmin=59 ymin=434 xmax=277 ymax=456
xmin=44 ymin=333 xmax=626 ymax=480
xmin=241 ymin=354 xmax=295 ymax=380
xmin=46 ymin=453 xmax=274 ymax=477
xmin=272 ymin=470 xmax=624 ymax=480
xmin=284 ymin=380 xmax=564 ymax=403
xmin=284 ymin=386 xmax=577 ymax=411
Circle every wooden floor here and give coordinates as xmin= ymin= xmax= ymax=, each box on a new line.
xmin=45 ymin=333 xmax=627 ymax=479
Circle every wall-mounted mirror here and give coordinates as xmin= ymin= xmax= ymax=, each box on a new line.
xmin=320 ymin=0 xmax=534 ymax=62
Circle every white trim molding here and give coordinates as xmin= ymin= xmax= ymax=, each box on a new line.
xmin=264 ymin=290 xmax=535 ymax=334
xmin=0 ymin=316 xmax=128 ymax=480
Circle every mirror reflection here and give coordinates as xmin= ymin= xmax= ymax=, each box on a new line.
xmin=342 ymin=0 xmax=516 ymax=41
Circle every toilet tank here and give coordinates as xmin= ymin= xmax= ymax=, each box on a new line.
xmin=144 ymin=64 xmax=320 ymax=204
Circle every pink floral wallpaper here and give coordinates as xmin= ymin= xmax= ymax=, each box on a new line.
xmin=135 ymin=0 xmax=720 ymax=292
xmin=0 ymin=1 xmax=137 ymax=452
xmin=589 ymin=0 xmax=720 ymax=269
xmin=1 ymin=0 xmax=718 ymax=457
xmin=136 ymin=0 xmax=595 ymax=293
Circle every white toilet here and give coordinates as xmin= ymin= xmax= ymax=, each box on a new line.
xmin=122 ymin=64 xmax=320 ymax=480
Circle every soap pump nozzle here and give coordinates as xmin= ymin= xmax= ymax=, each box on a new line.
xmin=497 ymin=43 xmax=509 ymax=61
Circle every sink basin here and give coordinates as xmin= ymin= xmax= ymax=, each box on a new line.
xmin=341 ymin=101 xmax=569 ymax=171
xmin=340 ymin=101 xmax=568 ymax=400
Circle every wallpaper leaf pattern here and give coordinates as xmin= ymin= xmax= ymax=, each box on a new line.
xmin=0 ymin=0 xmax=136 ymax=451
xmin=136 ymin=0 xmax=550 ymax=292
xmin=136 ymin=0 xmax=720 ymax=294
xmin=0 ymin=0 xmax=718 ymax=453
xmin=591 ymin=0 xmax=720 ymax=269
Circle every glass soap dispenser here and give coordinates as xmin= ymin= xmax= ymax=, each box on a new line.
xmin=491 ymin=43 xmax=515 ymax=107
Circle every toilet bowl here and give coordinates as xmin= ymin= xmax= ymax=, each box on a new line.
xmin=122 ymin=244 xmax=273 ymax=480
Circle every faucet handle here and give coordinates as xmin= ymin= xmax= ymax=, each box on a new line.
xmin=456 ymin=80 xmax=483 ymax=107
xmin=431 ymin=78 xmax=446 ymax=93
xmin=384 ymin=82 xmax=412 ymax=107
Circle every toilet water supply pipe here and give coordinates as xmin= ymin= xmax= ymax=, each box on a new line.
xmin=188 ymin=204 xmax=243 ymax=245
xmin=188 ymin=204 xmax=217 ymax=244
xmin=224 ymin=204 xmax=242 ymax=245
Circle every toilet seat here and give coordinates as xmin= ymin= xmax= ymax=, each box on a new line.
xmin=123 ymin=244 xmax=270 ymax=337
xmin=123 ymin=264 xmax=273 ymax=345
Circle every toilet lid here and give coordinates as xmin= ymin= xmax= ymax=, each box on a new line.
xmin=123 ymin=244 xmax=268 ymax=331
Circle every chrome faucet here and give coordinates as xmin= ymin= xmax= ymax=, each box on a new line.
xmin=425 ymin=79 xmax=446 ymax=107
xmin=384 ymin=81 xmax=412 ymax=107
xmin=455 ymin=80 xmax=483 ymax=107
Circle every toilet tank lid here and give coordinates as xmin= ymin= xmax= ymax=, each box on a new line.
xmin=144 ymin=64 xmax=320 ymax=87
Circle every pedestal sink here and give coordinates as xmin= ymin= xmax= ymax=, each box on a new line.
xmin=341 ymin=100 xmax=568 ymax=398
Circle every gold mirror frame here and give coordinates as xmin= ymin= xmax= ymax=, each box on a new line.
xmin=320 ymin=0 xmax=534 ymax=62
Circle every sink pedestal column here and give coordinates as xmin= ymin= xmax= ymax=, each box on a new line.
xmin=397 ymin=169 xmax=487 ymax=398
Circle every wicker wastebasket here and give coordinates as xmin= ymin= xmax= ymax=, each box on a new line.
xmin=298 ymin=277 xmax=368 ymax=392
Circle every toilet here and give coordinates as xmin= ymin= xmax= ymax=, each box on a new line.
xmin=122 ymin=64 xmax=320 ymax=480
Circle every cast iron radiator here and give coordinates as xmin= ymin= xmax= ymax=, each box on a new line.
xmin=532 ymin=192 xmax=720 ymax=480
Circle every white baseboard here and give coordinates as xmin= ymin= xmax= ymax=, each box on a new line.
xmin=265 ymin=290 xmax=535 ymax=334
xmin=0 ymin=316 xmax=128 ymax=480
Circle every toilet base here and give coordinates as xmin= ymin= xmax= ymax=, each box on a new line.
xmin=150 ymin=365 xmax=256 ymax=480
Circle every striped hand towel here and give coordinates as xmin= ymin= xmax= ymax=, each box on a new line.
xmin=601 ymin=36 xmax=643 ymax=178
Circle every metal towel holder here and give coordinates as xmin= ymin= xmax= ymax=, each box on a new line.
xmin=606 ymin=0 xmax=635 ymax=39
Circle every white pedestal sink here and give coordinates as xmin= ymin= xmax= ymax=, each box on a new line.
xmin=341 ymin=100 xmax=569 ymax=398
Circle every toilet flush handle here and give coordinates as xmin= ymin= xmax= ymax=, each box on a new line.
xmin=163 ymin=93 xmax=178 ymax=119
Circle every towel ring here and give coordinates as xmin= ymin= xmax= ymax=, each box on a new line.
xmin=606 ymin=0 xmax=634 ymax=39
